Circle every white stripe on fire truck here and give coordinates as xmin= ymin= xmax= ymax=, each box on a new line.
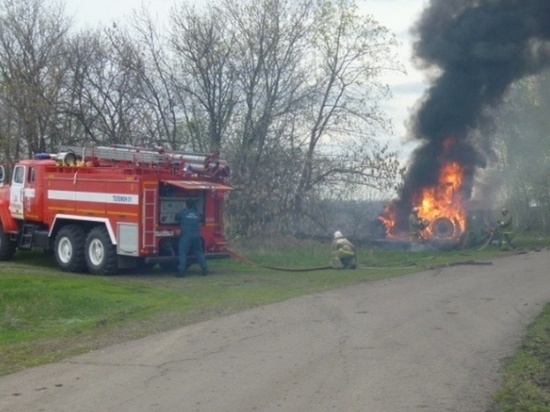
xmin=48 ymin=190 xmax=139 ymax=205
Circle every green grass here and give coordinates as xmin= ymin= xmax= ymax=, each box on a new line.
xmin=492 ymin=303 xmax=550 ymax=411
xmin=1 ymin=234 xmax=550 ymax=412
xmin=0 ymin=269 xmax=189 ymax=374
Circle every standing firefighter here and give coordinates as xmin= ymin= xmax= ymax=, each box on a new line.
xmin=497 ymin=208 xmax=516 ymax=250
xmin=409 ymin=207 xmax=429 ymax=251
xmin=331 ymin=231 xmax=357 ymax=269
xmin=176 ymin=199 xmax=208 ymax=277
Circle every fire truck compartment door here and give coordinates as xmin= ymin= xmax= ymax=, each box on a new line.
xmin=162 ymin=180 xmax=233 ymax=191
xmin=118 ymin=223 xmax=139 ymax=256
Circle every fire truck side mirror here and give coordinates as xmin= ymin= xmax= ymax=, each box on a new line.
xmin=0 ymin=165 xmax=4 ymax=185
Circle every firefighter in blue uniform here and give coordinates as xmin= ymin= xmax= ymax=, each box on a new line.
xmin=176 ymin=199 xmax=208 ymax=277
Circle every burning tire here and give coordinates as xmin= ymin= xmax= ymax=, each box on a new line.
xmin=54 ymin=225 xmax=86 ymax=272
xmin=431 ymin=217 xmax=456 ymax=240
xmin=85 ymin=226 xmax=118 ymax=275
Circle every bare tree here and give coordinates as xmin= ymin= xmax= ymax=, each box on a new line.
xmin=219 ymin=0 xmax=314 ymax=235
xmin=62 ymin=29 xmax=107 ymax=144
xmin=170 ymin=2 xmax=238 ymax=152
xmin=0 ymin=0 xmax=71 ymax=158
xmin=292 ymin=0 xmax=401 ymax=213
xmin=123 ymin=9 xmax=180 ymax=148
xmin=226 ymin=0 xmax=401 ymax=235
xmin=166 ymin=0 xmax=401 ymax=236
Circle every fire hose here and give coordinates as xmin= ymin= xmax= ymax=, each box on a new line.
xmin=477 ymin=225 xmax=505 ymax=251
xmin=227 ymin=249 xmax=492 ymax=272
xmin=418 ymin=232 xmax=442 ymax=252
xmin=477 ymin=230 xmax=495 ymax=251
xmin=227 ymin=249 xmax=332 ymax=272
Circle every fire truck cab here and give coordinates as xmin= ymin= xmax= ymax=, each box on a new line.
xmin=0 ymin=146 xmax=232 ymax=274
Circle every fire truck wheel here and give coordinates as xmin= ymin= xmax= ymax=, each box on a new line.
xmin=0 ymin=224 xmax=16 ymax=261
xmin=54 ymin=225 xmax=87 ymax=272
xmin=85 ymin=226 xmax=118 ymax=275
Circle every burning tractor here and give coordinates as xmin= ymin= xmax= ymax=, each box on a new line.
xmin=379 ymin=161 xmax=474 ymax=250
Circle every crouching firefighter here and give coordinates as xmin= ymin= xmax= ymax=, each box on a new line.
xmin=331 ymin=231 xmax=357 ymax=269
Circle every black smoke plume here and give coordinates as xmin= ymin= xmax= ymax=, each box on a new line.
xmin=391 ymin=0 xmax=550 ymax=231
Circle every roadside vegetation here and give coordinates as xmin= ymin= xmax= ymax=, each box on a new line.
xmin=2 ymin=235 xmax=550 ymax=412
xmin=492 ymin=302 xmax=550 ymax=411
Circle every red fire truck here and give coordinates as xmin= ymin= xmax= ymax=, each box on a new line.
xmin=0 ymin=145 xmax=232 ymax=274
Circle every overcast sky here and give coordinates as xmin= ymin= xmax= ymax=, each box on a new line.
xmin=64 ymin=0 xmax=429 ymax=153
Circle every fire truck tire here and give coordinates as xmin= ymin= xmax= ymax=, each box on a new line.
xmin=85 ymin=226 xmax=118 ymax=275
xmin=54 ymin=225 xmax=87 ymax=272
xmin=0 ymin=224 xmax=16 ymax=260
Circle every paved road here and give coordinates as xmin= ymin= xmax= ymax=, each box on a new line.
xmin=2 ymin=250 xmax=549 ymax=412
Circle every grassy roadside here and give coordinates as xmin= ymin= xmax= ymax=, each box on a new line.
xmin=1 ymin=235 xmax=550 ymax=411
xmin=492 ymin=303 xmax=550 ymax=411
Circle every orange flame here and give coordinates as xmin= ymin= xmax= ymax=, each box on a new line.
xmin=379 ymin=202 xmax=397 ymax=236
xmin=414 ymin=161 xmax=467 ymax=240
xmin=379 ymin=160 xmax=467 ymax=241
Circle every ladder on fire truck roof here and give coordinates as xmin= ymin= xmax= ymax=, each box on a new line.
xmin=59 ymin=145 xmax=215 ymax=172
